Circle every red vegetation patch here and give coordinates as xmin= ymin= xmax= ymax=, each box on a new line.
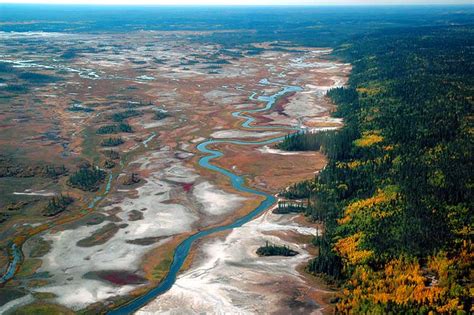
xmin=84 ymin=270 xmax=147 ymax=286
xmin=181 ymin=183 xmax=193 ymax=192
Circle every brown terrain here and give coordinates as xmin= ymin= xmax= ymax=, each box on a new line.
xmin=0 ymin=30 xmax=350 ymax=314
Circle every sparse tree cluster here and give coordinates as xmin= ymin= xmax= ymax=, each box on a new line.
xmin=0 ymin=156 xmax=67 ymax=179
xmin=67 ymin=165 xmax=106 ymax=192
xmin=96 ymin=123 xmax=133 ymax=134
xmin=256 ymin=241 xmax=298 ymax=257
xmin=273 ymin=201 xmax=306 ymax=214
xmin=100 ymin=137 xmax=124 ymax=147
xmin=43 ymin=194 xmax=74 ymax=217
xmin=102 ymin=150 xmax=120 ymax=160
xmin=111 ymin=109 xmax=141 ymax=122
xmin=154 ymin=110 xmax=170 ymax=120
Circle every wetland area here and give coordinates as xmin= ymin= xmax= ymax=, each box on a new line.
xmin=0 ymin=5 xmax=356 ymax=314
xmin=1 ymin=5 xmax=471 ymax=315
xmin=0 ymin=29 xmax=348 ymax=314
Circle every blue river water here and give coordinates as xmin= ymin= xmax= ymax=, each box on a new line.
xmin=1 ymin=172 xmax=114 ymax=285
xmin=88 ymin=173 xmax=114 ymax=209
xmin=109 ymin=84 xmax=302 ymax=314
xmin=234 ymin=85 xmax=301 ymax=130
xmin=0 ymin=244 xmax=22 ymax=284
xmin=142 ymin=131 xmax=156 ymax=148
xmin=1 ymin=172 xmax=115 ymax=285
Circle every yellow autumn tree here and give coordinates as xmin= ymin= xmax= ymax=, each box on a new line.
xmin=337 ymin=246 xmax=473 ymax=314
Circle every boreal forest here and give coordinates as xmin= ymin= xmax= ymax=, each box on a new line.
xmin=277 ymin=25 xmax=473 ymax=313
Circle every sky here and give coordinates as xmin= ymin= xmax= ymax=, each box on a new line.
xmin=0 ymin=0 xmax=473 ymax=5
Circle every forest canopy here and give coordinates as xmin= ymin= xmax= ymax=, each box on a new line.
xmin=289 ymin=25 xmax=474 ymax=313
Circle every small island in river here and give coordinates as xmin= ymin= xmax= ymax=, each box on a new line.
xmin=257 ymin=241 xmax=299 ymax=257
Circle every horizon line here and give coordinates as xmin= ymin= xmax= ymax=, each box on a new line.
xmin=1 ymin=2 xmax=473 ymax=5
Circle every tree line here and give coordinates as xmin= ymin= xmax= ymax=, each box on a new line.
xmin=280 ymin=25 xmax=473 ymax=313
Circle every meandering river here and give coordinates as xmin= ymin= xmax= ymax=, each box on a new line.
xmin=110 ymin=83 xmax=302 ymax=314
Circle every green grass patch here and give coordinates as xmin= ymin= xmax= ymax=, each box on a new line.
xmin=32 ymin=292 xmax=57 ymax=300
xmin=81 ymin=126 xmax=101 ymax=164
xmin=152 ymin=255 xmax=173 ymax=281
xmin=11 ymin=302 xmax=74 ymax=315
xmin=29 ymin=237 xmax=52 ymax=258
xmin=16 ymin=259 xmax=42 ymax=278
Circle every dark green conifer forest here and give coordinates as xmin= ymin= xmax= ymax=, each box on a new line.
xmin=279 ymin=25 xmax=473 ymax=313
